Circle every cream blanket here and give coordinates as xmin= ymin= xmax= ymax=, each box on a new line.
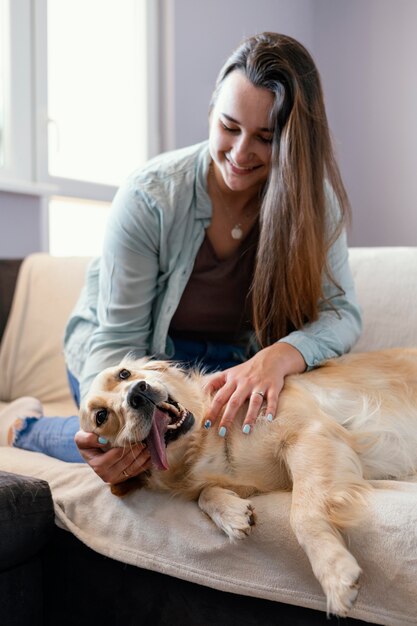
xmin=0 ymin=448 xmax=416 ymax=625
xmin=1 ymin=250 xmax=417 ymax=625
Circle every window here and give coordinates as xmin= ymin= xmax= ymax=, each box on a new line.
xmin=46 ymin=0 xmax=149 ymax=187
xmin=0 ymin=0 xmax=7 ymax=169
xmin=0 ymin=0 xmax=159 ymax=255
xmin=48 ymin=197 xmax=112 ymax=257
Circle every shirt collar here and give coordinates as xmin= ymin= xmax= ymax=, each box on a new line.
xmin=194 ymin=141 xmax=212 ymax=221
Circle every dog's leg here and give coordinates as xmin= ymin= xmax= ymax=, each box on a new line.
xmin=285 ymin=425 xmax=369 ymax=616
xmin=198 ymin=485 xmax=255 ymax=541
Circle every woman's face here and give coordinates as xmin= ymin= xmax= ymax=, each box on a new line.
xmin=209 ymin=70 xmax=275 ymax=195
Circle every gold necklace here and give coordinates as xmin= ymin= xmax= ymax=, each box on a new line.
xmin=208 ymin=164 xmax=259 ymax=240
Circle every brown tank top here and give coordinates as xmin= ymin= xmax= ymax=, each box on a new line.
xmin=169 ymin=225 xmax=258 ymax=344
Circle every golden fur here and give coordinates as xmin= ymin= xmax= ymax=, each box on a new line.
xmin=80 ymin=348 xmax=417 ymax=616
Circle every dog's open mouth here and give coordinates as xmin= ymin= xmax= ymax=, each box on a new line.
xmin=144 ymin=397 xmax=194 ymax=471
xmin=160 ymin=398 xmax=189 ymax=431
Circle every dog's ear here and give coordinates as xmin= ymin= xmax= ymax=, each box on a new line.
xmin=141 ymin=359 xmax=172 ymax=373
xmin=78 ymin=406 xmax=89 ymax=431
xmin=78 ymin=404 xmax=96 ymax=432
xmin=120 ymin=354 xmax=173 ymax=374
xmin=110 ymin=473 xmax=149 ymax=497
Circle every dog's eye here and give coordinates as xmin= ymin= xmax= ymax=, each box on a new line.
xmin=95 ymin=409 xmax=108 ymax=426
xmin=118 ymin=369 xmax=131 ymax=380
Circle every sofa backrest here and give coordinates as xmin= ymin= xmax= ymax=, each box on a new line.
xmin=0 ymin=253 xmax=91 ymax=408
xmin=349 ymin=247 xmax=417 ymax=353
xmin=0 ymin=248 xmax=416 ymax=404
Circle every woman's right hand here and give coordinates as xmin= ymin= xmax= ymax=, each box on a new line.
xmin=74 ymin=430 xmax=151 ymax=485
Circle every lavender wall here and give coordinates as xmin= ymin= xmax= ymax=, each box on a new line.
xmin=0 ymin=193 xmax=47 ymax=258
xmin=313 ymin=0 xmax=417 ymax=245
xmin=163 ymin=0 xmax=417 ymax=246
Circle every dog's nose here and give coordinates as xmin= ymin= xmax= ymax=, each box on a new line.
xmin=127 ymin=380 xmax=151 ymax=409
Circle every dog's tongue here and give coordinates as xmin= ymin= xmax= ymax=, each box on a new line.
xmin=145 ymin=408 xmax=170 ymax=471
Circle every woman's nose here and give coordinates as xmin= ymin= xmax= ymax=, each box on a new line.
xmin=231 ymin=134 xmax=254 ymax=164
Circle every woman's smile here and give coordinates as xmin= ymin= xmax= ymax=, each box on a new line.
xmin=225 ymin=152 xmax=264 ymax=175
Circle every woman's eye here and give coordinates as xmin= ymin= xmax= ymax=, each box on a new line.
xmin=118 ymin=369 xmax=131 ymax=380
xmin=221 ymin=121 xmax=238 ymax=133
xmin=95 ymin=409 xmax=108 ymax=427
xmin=258 ymin=135 xmax=273 ymax=144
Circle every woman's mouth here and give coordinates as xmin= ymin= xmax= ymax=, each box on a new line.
xmin=225 ymin=154 xmax=262 ymax=175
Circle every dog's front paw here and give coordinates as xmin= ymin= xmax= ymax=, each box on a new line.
xmin=321 ymin=553 xmax=361 ymax=617
xmin=217 ymin=497 xmax=255 ymax=541
xmin=198 ymin=487 xmax=256 ymax=541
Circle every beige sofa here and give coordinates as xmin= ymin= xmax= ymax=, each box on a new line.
xmin=1 ymin=250 xmax=417 ymax=626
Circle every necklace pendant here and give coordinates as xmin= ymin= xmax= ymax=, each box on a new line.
xmin=231 ymin=224 xmax=243 ymax=240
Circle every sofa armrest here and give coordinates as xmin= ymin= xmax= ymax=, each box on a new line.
xmin=0 ymin=470 xmax=54 ymax=570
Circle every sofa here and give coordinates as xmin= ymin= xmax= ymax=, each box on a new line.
xmin=0 ymin=249 xmax=417 ymax=626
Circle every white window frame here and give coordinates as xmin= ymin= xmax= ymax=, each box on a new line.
xmin=0 ymin=0 xmax=160 ymax=199
xmin=0 ymin=0 xmax=49 ymax=194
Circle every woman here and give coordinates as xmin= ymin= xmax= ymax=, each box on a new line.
xmin=0 ymin=32 xmax=361 ymax=487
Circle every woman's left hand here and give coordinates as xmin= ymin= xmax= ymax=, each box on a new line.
xmin=203 ymin=342 xmax=306 ymax=435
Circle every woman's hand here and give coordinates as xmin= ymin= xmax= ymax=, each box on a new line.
xmin=75 ymin=430 xmax=151 ymax=485
xmin=203 ymin=342 xmax=306 ymax=435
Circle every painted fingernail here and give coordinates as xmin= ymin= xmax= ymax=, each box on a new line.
xmin=98 ymin=436 xmax=108 ymax=444
xmin=266 ymin=413 xmax=273 ymax=422
xmin=218 ymin=426 xmax=227 ymax=438
xmin=242 ymin=424 xmax=251 ymax=435
xmin=204 ymin=420 xmax=212 ymax=429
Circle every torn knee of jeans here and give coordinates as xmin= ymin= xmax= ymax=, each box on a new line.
xmin=9 ymin=416 xmax=39 ymax=447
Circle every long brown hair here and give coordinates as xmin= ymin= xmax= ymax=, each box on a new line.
xmin=210 ymin=33 xmax=350 ymax=347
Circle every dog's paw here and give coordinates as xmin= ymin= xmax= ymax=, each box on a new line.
xmin=198 ymin=487 xmax=255 ymax=541
xmin=321 ymin=553 xmax=362 ymax=617
xmin=214 ymin=496 xmax=255 ymax=541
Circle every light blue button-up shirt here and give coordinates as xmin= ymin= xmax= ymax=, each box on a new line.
xmin=64 ymin=141 xmax=362 ymax=400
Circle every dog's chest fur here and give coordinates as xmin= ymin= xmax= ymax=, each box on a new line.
xmin=149 ymin=418 xmax=293 ymax=498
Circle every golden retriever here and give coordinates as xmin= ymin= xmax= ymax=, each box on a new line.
xmin=79 ymin=347 xmax=417 ymax=616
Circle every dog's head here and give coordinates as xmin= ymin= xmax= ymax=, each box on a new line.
xmin=80 ymin=357 xmax=207 ymax=471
